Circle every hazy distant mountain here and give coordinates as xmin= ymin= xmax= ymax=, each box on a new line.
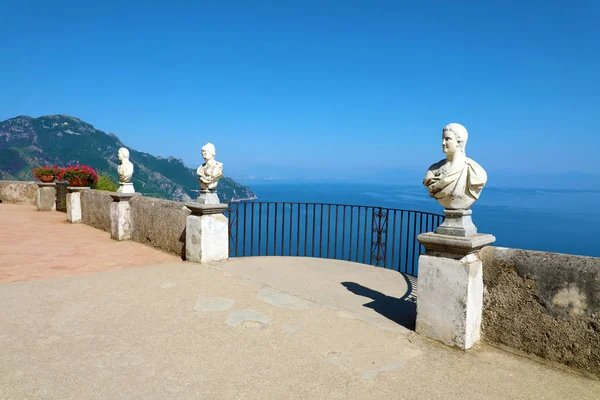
xmin=0 ymin=115 xmax=256 ymax=202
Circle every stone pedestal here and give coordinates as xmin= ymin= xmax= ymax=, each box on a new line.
xmin=118 ymin=182 xmax=135 ymax=194
xmin=436 ymin=209 xmax=477 ymax=237
xmin=109 ymin=193 xmax=140 ymax=241
xmin=66 ymin=187 xmax=90 ymax=223
xmin=185 ymin=202 xmax=229 ymax=263
xmin=416 ymin=232 xmax=495 ymax=349
xmin=196 ymin=190 xmax=220 ymax=204
xmin=36 ymin=182 xmax=56 ymax=211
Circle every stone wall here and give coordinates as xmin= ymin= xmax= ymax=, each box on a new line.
xmin=81 ymin=190 xmax=113 ymax=233
xmin=480 ymin=246 xmax=600 ymax=376
xmin=0 ymin=180 xmax=38 ymax=205
xmin=79 ymin=190 xmax=189 ymax=257
xmin=130 ymin=196 xmax=187 ymax=258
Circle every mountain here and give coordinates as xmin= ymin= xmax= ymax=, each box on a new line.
xmin=0 ymin=115 xmax=256 ymax=202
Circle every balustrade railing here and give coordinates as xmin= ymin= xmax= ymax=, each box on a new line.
xmin=226 ymin=202 xmax=444 ymax=276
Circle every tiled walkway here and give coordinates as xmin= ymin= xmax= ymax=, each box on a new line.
xmin=0 ymin=204 xmax=180 ymax=283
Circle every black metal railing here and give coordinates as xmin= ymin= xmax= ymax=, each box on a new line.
xmin=226 ymin=202 xmax=444 ymax=276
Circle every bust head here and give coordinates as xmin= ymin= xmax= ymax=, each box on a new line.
xmin=118 ymin=147 xmax=130 ymax=162
xmin=442 ymin=123 xmax=468 ymax=155
xmin=201 ymin=142 xmax=216 ymax=161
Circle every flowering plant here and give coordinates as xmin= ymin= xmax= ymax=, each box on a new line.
xmin=60 ymin=165 xmax=99 ymax=184
xmin=32 ymin=165 xmax=61 ymax=180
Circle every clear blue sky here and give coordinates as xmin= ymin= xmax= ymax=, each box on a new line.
xmin=1 ymin=0 xmax=598 ymax=176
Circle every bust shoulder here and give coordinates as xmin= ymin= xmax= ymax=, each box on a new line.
xmin=464 ymin=157 xmax=480 ymax=167
xmin=427 ymin=159 xmax=447 ymax=172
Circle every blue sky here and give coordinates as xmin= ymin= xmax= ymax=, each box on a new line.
xmin=1 ymin=0 xmax=598 ymax=177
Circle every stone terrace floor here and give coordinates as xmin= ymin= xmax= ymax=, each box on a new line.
xmin=1 ymin=205 xmax=599 ymax=399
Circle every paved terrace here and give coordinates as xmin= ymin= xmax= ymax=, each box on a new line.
xmin=1 ymin=205 xmax=599 ymax=399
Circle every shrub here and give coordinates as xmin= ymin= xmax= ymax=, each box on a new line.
xmin=93 ymin=174 xmax=119 ymax=191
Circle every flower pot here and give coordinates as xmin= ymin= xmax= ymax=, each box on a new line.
xmin=68 ymin=178 xmax=89 ymax=187
xmin=39 ymin=176 xmax=55 ymax=183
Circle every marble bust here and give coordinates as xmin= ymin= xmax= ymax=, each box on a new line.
xmin=423 ymin=123 xmax=487 ymax=210
xmin=117 ymin=147 xmax=133 ymax=183
xmin=197 ymin=142 xmax=223 ymax=191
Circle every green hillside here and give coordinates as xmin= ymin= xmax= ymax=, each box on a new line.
xmin=0 ymin=115 xmax=256 ymax=202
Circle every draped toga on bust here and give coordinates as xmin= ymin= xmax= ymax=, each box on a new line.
xmin=423 ymin=157 xmax=487 ymax=210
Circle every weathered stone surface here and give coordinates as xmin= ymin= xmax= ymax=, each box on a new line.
xmin=185 ymin=202 xmax=228 ymax=216
xmin=196 ymin=191 xmax=220 ymax=204
xmin=129 ymin=196 xmax=187 ymax=257
xmin=36 ymin=183 xmax=56 ymax=211
xmin=118 ymin=182 xmax=135 ymax=194
xmin=257 ymin=287 xmax=314 ymax=310
xmin=0 ymin=181 xmax=38 ymax=205
xmin=481 ymin=246 xmax=600 ymax=376
xmin=185 ymin=214 xmax=228 ymax=263
xmin=66 ymin=187 xmax=89 ymax=223
xmin=436 ymin=209 xmax=477 ymax=237
xmin=225 ymin=310 xmax=271 ymax=327
xmin=110 ymin=199 xmax=132 ymax=241
xmin=417 ymin=232 xmax=495 ymax=259
xmin=416 ymin=254 xmax=483 ymax=349
xmin=193 ymin=296 xmax=235 ymax=312
xmin=81 ymin=190 xmax=113 ymax=233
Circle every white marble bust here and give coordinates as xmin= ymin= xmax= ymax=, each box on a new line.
xmin=197 ymin=142 xmax=223 ymax=191
xmin=423 ymin=123 xmax=487 ymax=210
xmin=117 ymin=147 xmax=134 ymax=183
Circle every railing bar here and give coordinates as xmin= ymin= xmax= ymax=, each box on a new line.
xmin=404 ymin=212 xmax=411 ymax=274
xmin=349 ymin=206 xmax=354 ymax=261
xmin=289 ymin=203 xmax=293 ymax=256
xmin=235 ymin=203 xmax=240 ymax=257
xmin=311 ymin=204 xmax=316 ymax=257
xmin=296 ymin=204 xmax=301 ymax=257
xmin=334 ymin=206 xmax=339 ymax=259
xmin=258 ymin=203 xmax=262 ymax=256
xmin=304 ymin=203 xmax=308 ymax=257
xmin=266 ymin=203 xmax=270 ymax=256
xmin=369 ymin=208 xmax=375 ymax=265
xmin=391 ymin=210 xmax=397 ymax=270
xmin=362 ymin=206 xmax=368 ymax=264
xmin=420 ymin=212 xmax=426 ymax=257
xmin=250 ymin=203 xmax=255 ymax=256
xmin=383 ymin=209 xmax=390 ymax=268
xmin=356 ymin=207 xmax=361 ymax=263
xmin=341 ymin=206 xmax=346 ymax=261
xmin=241 ymin=202 xmax=247 ymax=257
xmin=327 ymin=205 xmax=331 ymax=259
xmin=281 ymin=203 xmax=286 ymax=256
xmin=319 ymin=204 xmax=324 ymax=258
xmin=274 ymin=203 xmax=278 ymax=256
xmin=411 ymin=212 xmax=417 ymax=275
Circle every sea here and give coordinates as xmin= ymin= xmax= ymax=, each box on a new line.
xmin=237 ymin=179 xmax=600 ymax=259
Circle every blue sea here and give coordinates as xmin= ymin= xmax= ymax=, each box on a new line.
xmin=237 ymin=180 xmax=600 ymax=258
